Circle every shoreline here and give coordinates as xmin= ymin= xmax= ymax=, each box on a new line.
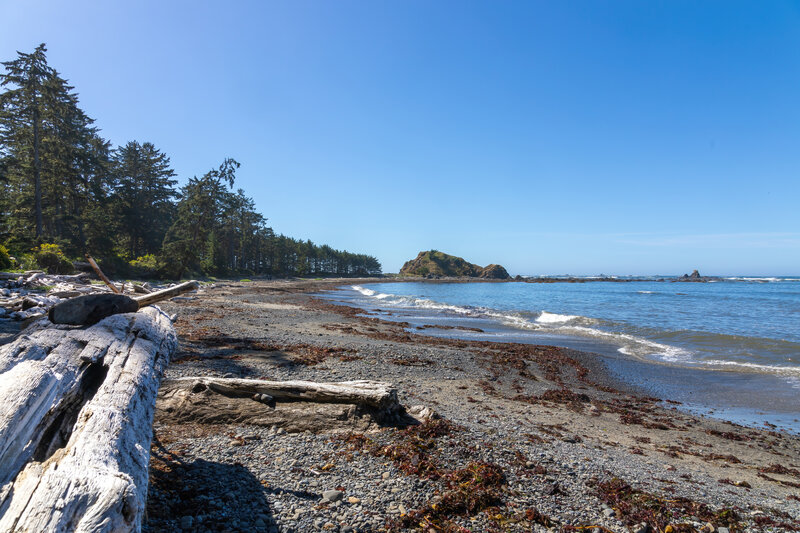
xmin=145 ymin=278 xmax=800 ymax=532
xmin=331 ymin=279 xmax=800 ymax=434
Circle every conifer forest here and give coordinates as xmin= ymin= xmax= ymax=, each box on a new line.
xmin=0 ymin=44 xmax=382 ymax=278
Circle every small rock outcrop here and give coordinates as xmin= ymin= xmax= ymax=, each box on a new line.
xmin=399 ymin=251 xmax=511 ymax=279
xmin=480 ymin=264 xmax=510 ymax=279
xmin=677 ymin=269 xmax=709 ymax=282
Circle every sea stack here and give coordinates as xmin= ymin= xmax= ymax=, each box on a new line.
xmin=399 ymin=250 xmax=511 ymax=279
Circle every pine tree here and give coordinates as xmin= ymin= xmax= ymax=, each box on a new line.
xmin=0 ymin=44 xmax=111 ymax=255
xmin=161 ymin=158 xmax=239 ymax=277
xmin=111 ymin=141 xmax=177 ymax=259
xmin=0 ymin=44 xmax=54 ymax=242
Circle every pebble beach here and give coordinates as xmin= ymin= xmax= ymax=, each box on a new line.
xmin=146 ymin=278 xmax=800 ymax=532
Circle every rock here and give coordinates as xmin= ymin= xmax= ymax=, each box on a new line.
xmin=602 ymin=508 xmax=615 ymax=518
xmin=323 ymin=490 xmax=344 ymax=502
xmin=382 ymin=472 xmax=391 ymax=480
xmin=399 ymin=250 xmax=511 ymax=279
xmin=717 ymin=528 xmax=729 ymax=533
xmin=180 ymin=516 xmax=194 ymax=529
xmin=479 ymin=264 xmax=510 ymax=279
xmin=406 ymin=405 xmax=438 ymax=421
xmin=689 ymin=269 xmax=701 ymax=279
xmin=347 ymin=496 xmax=360 ymax=504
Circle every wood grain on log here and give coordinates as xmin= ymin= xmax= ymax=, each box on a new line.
xmin=167 ymin=377 xmax=399 ymax=410
xmin=0 ymin=307 xmax=177 ymax=532
xmin=157 ymin=378 xmax=405 ymax=433
xmin=133 ymin=281 xmax=199 ymax=308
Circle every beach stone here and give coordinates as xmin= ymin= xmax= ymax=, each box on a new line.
xmin=602 ymin=508 xmax=615 ymax=518
xmin=382 ymin=471 xmax=391 ymax=480
xmin=323 ymin=490 xmax=344 ymax=502
xmin=180 ymin=515 xmax=194 ymax=529
xmin=717 ymin=528 xmax=729 ymax=533
xmin=347 ymin=496 xmax=360 ymax=504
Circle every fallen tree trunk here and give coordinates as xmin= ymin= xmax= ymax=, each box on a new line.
xmin=157 ymin=377 xmax=416 ymax=433
xmin=169 ymin=376 xmax=399 ymax=409
xmin=0 ymin=307 xmax=177 ymax=532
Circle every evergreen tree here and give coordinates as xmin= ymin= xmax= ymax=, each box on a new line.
xmin=111 ymin=141 xmax=177 ymax=258
xmin=0 ymin=44 xmax=54 ymax=242
xmin=0 ymin=43 xmax=111 ymax=255
xmin=161 ymin=158 xmax=239 ymax=277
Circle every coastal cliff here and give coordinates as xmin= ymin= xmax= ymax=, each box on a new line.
xmin=399 ymin=250 xmax=511 ymax=279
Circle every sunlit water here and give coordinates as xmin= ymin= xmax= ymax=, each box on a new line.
xmin=321 ymin=279 xmax=800 ymax=432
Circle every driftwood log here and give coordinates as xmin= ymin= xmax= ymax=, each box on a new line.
xmin=157 ymin=377 xmax=419 ymax=433
xmin=49 ymin=280 xmax=199 ymax=326
xmin=0 ymin=307 xmax=177 ymax=532
xmin=172 ymin=377 xmax=398 ymax=409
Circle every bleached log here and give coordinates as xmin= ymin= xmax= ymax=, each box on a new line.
xmin=0 ymin=306 xmax=177 ymax=532
xmin=166 ymin=377 xmax=399 ymax=410
xmin=133 ymin=280 xmax=199 ymax=308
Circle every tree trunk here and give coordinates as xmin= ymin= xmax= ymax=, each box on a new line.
xmin=0 ymin=307 xmax=177 ymax=532
xmin=32 ymin=106 xmax=43 ymax=239
xmin=166 ymin=377 xmax=399 ymax=410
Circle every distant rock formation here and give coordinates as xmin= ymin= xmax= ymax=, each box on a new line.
xmin=677 ymin=269 xmax=708 ymax=282
xmin=480 ymin=264 xmax=510 ymax=279
xmin=399 ymin=251 xmax=511 ymax=279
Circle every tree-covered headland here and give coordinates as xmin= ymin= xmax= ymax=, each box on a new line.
xmin=0 ymin=44 xmax=381 ymax=278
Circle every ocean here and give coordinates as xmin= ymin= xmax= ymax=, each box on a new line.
xmin=321 ymin=278 xmax=800 ymax=432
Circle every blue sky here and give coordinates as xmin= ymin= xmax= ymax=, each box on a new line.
xmin=2 ymin=1 xmax=799 ymax=275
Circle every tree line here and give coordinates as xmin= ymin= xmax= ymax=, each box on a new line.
xmin=0 ymin=44 xmax=381 ymax=278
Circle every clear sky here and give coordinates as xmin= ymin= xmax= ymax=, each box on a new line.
xmin=2 ymin=1 xmax=799 ymax=275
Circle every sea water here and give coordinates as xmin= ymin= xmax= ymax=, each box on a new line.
xmin=322 ymin=278 xmax=800 ymax=432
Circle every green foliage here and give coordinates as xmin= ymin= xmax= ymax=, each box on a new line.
xmin=19 ymin=254 xmax=38 ymax=270
xmin=130 ymin=254 xmax=158 ymax=270
xmin=32 ymin=243 xmax=73 ymax=274
xmin=0 ymin=244 xmax=11 ymax=269
xmin=111 ymin=141 xmax=177 ymax=259
xmin=2 ymin=45 xmax=382 ymax=280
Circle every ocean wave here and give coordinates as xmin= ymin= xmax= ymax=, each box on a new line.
xmin=724 ymin=277 xmax=799 ymax=282
xmin=349 ymin=285 xmax=690 ymax=362
xmin=351 ymin=285 xmax=377 ymax=296
xmin=700 ymin=359 xmax=800 ymax=376
xmin=536 ymin=311 xmax=578 ymax=324
xmin=637 ymin=290 xmax=654 ymax=294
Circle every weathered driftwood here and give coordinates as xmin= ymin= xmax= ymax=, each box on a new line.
xmin=133 ymin=280 xmax=199 ymax=307
xmin=0 ymin=307 xmax=177 ymax=532
xmin=132 ymin=283 xmax=151 ymax=294
xmin=157 ymin=378 xmax=409 ymax=433
xmin=85 ymin=255 xmax=121 ymax=294
xmin=49 ymin=281 xmax=199 ymax=326
xmin=170 ymin=377 xmax=398 ymax=409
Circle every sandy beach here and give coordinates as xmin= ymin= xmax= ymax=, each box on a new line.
xmin=146 ymin=278 xmax=800 ymax=532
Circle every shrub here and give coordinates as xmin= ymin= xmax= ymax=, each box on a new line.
xmin=130 ymin=254 xmax=159 ymax=270
xmin=33 ymin=243 xmax=74 ymax=274
xmin=0 ymin=245 xmax=11 ymax=270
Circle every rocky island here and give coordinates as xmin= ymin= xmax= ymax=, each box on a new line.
xmin=399 ymin=250 xmax=511 ymax=279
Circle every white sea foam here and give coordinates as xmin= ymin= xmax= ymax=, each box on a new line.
xmin=348 ymin=286 xmax=692 ymax=364
xmin=724 ymin=277 xmax=793 ymax=282
xmin=536 ymin=311 xmax=578 ymax=324
xmin=637 ymin=290 xmax=654 ymax=294
xmin=701 ymin=359 xmax=800 ymax=377
xmin=351 ymin=285 xmax=377 ymax=296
